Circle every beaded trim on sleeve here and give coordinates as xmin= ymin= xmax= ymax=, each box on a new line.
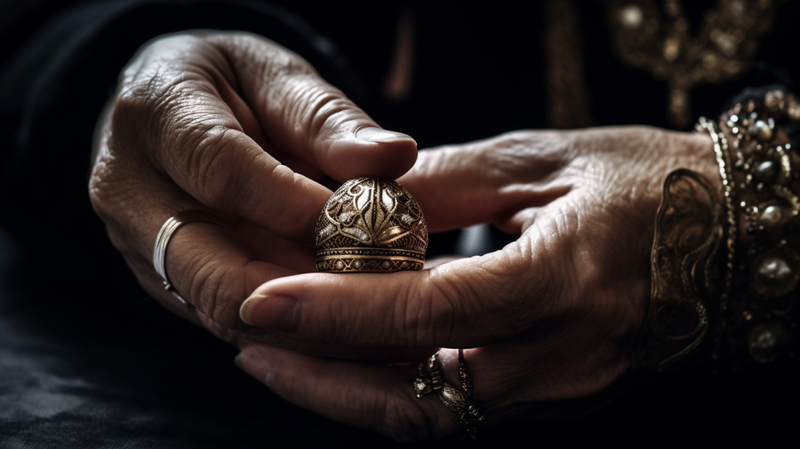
xmin=642 ymin=88 xmax=800 ymax=373
xmin=715 ymin=90 xmax=800 ymax=367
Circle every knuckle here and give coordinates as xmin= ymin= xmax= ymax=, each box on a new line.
xmin=183 ymin=127 xmax=251 ymax=211
xmin=112 ymin=79 xmax=167 ymax=143
xmin=87 ymin=158 xmax=142 ymax=245
xmin=400 ymin=249 xmax=539 ymax=347
xmin=398 ymin=279 xmax=457 ymax=347
xmin=248 ymin=36 xmax=315 ymax=81
xmin=191 ymin=254 xmax=248 ymax=330
xmin=197 ymin=314 xmax=241 ymax=344
xmin=280 ymin=80 xmax=357 ymax=142
xmin=114 ymin=65 xmax=211 ymax=154
xmin=87 ymin=168 xmax=114 ymax=222
xmin=306 ymin=93 xmax=361 ymax=140
xmin=266 ymin=46 xmax=314 ymax=77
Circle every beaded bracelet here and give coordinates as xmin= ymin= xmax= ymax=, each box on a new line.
xmin=640 ymin=88 xmax=800 ymax=373
xmin=715 ymin=89 xmax=800 ymax=368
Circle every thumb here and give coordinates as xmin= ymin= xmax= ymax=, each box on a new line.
xmin=221 ymin=33 xmax=418 ymax=180
xmin=238 ymin=243 xmax=545 ymax=349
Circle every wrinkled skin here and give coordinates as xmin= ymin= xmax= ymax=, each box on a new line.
xmin=89 ymin=30 xmax=722 ymax=443
xmin=89 ymin=31 xmax=418 ymax=355
xmin=236 ymin=128 xmax=719 ymax=441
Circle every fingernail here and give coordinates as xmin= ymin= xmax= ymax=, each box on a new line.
xmin=357 ymin=127 xmax=417 ymax=145
xmin=240 ymin=294 xmax=299 ymax=331
xmin=235 ymin=348 xmax=273 ymax=384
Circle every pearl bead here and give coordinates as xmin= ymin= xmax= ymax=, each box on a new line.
xmin=754 ymin=159 xmax=780 ymax=183
xmin=751 ymin=253 xmax=798 ymax=297
xmin=747 ymin=120 xmax=773 ymax=142
xmin=748 ymin=323 xmax=792 ymax=362
xmin=619 ymin=6 xmax=643 ymax=29
xmin=758 ymin=204 xmax=788 ymax=229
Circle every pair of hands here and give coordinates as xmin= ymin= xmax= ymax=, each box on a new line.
xmin=89 ymin=32 xmax=718 ymax=440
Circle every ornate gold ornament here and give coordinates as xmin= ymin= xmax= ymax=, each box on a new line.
xmin=315 ymin=177 xmax=428 ymax=272
xmin=606 ymin=0 xmax=779 ymax=127
xmin=643 ymin=168 xmax=721 ymax=371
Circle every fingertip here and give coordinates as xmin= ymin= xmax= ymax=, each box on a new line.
xmin=235 ymin=346 xmax=274 ymax=384
xmin=325 ymin=127 xmax=418 ymax=180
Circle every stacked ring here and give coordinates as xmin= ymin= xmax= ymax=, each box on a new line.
xmin=414 ymin=349 xmax=484 ymax=440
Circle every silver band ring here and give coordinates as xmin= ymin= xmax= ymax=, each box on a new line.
xmin=153 ymin=210 xmax=226 ymax=306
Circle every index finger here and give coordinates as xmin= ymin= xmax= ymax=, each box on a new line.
xmin=114 ymin=33 xmax=416 ymax=245
xmin=113 ymin=70 xmax=331 ymax=245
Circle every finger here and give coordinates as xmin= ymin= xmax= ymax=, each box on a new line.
xmin=127 ymin=209 xmax=310 ymax=337
xmin=103 ymin=175 xmax=437 ymax=357
xmin=215 ymin=33 xmax=418 ymax=181
xmin=113 ymin=37 xmax=333 ymax=245
xmin=129 ymin=214 xmax=438 ymax=359
xmin=91 ymin=153 xmax=310 ymax=339
xmin=239 ymin=231 xmax=565 ymax=349
xmin=399 ymin=132 xmax=571 ymax=232
xmin=235 ymin=345 xmax=457 ymax=441
xmin=124 ymin=209 xmax=438 ymax=359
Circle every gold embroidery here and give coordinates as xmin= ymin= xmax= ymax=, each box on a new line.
xmin=605 ymin=0 xmax=780 ymax=128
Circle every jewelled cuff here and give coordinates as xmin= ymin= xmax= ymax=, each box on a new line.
xmin=715 ymin=89 xmax=800 ymax=367
xmin=639 ymin=88 xmax=800 ymax=373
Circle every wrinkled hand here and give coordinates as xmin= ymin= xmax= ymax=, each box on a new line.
xmin=236 ymin=127 xmax=719 ymax=441
xmin=88 ymin=31 xmax=416 ymax=348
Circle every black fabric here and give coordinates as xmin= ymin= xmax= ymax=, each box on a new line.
xmin=1 ymin=225 xmax=797 ymax=447
xmin=2 ymin=1 xmax=800 ymax=446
